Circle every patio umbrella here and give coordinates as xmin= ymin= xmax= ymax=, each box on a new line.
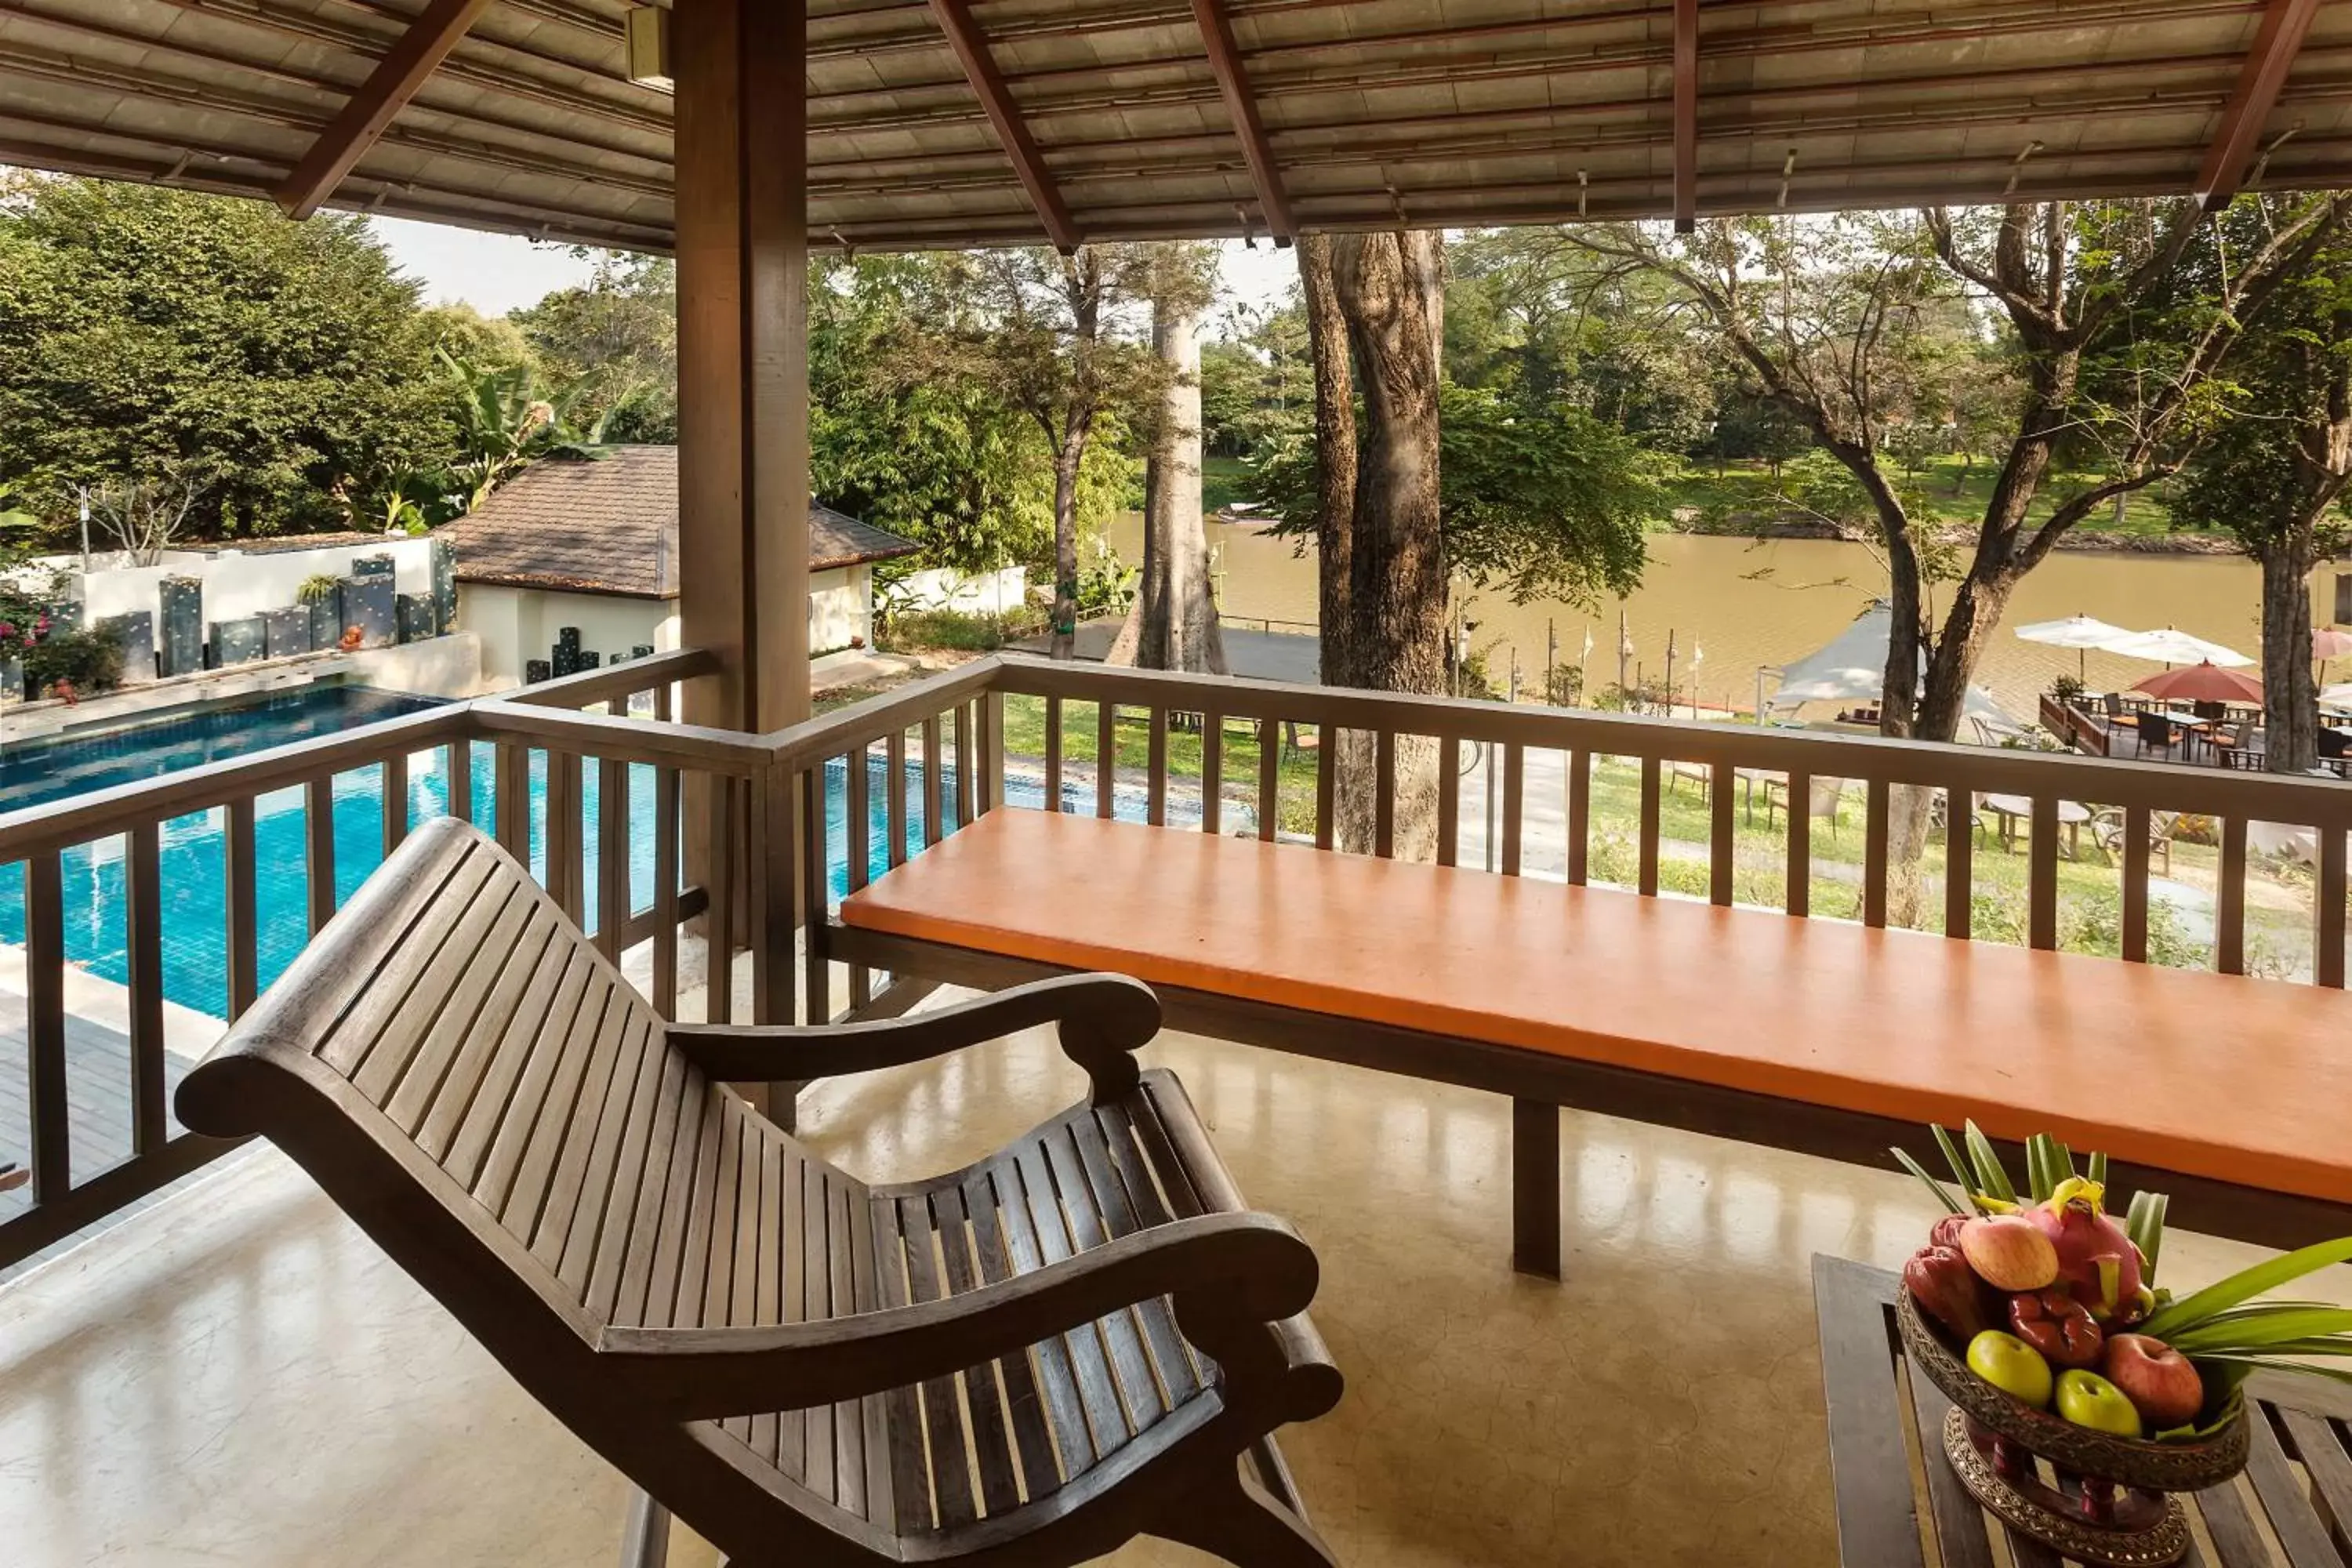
xmin=2322 ymin=681 xmax=2352 ymax=713
xmin=2103 ymin=626 xmax=2253 ymax=668
xmin=2015 ymin=613 xmax=2132 ymax=684
xmin=2130 ymin=661 xmax=2263 ymax=704
xmin=2314 ymin=627 xmax=2352 ymax=659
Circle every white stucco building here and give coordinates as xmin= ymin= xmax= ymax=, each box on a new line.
xmin=437 ymin=446 xmax=917 ymax=688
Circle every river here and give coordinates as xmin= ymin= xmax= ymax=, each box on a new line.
xmin=1109 ymin=517 xmax=2292 ymax=721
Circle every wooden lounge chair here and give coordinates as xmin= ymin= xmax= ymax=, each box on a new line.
xmin=173 ymin=818 xmax=1341 ymax=1568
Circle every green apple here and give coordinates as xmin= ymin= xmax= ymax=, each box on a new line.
xmin=1965 ymin=1330 xmax=2053 ymax=1409
xmin=2054 ymin=1370 xmax=2143 ymax=1438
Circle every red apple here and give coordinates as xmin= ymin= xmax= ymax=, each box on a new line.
xmin=2102 ymin=1334 xmax=2205 ymax=1429
xmin=2008 ymin=1287 xmax=2104 ymax=1369
xmin=1960 ymin=1214 xmax=2060 ymax=1292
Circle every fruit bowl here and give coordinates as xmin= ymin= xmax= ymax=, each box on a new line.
xmin=1896 ymin=1287 xmax=2249 ymax=1492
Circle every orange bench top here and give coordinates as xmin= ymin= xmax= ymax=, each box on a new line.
xmin=840 ymin=810 xmax=2352 ymax=1207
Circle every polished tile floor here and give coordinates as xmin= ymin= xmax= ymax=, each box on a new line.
xmin=3 ymin=1007 xmax=2343 ymax=1566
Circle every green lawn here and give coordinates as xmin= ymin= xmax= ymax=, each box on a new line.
xmin=996 ymin=694 xmax=2316 ymax=979
xmin=1668 ymin=455 xmax=2199 ymax=539
xmin=1202 ymin=455 xmax=1253 ymax=514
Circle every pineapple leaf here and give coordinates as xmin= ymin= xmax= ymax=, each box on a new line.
xmin=2140 ymin=1237 xmax=2352 ymax=1341
xmin=1965 ymin=1121 xmax=2016 ymax=1204
xmin=2088 ymin=1150 xmax=2108 ymax=1189
xmin=2183 ymin=1355 xmax=2352 ymax=1389
xmin=2167 ymin=1308 xmax=2352 ymax=1353
xmin=1929 ymin=1125 xmax=1980 ymax=1210
xmin=1893 ymin=1148 xmax=1966 ymax=1215
xmin=2126 ymin=1191 xmax=2169 ymax=1287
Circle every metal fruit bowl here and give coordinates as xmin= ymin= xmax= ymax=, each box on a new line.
xmin=1896 ymin=1287 xmax=2249 ymax=1493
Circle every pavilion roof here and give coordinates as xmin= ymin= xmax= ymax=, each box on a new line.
xmin=3 ymin=0 xmax=2349 ymax=253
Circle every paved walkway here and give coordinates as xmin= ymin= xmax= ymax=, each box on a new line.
xmin=1016 ymin=621 xmax=1319 ymax=683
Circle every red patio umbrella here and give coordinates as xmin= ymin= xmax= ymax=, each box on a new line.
xmin=2132 ymin=661 xmax=2264 ymax=704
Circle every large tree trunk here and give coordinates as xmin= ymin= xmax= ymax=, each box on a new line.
xmin=1047 ymin=431 xmax=1083 ymax=659
xmin=1328 ymin=230 xmax=1447 ymax=858
xmin=2261 ymin=532 xmax=2321 ymax=773
xmin=1107 ymin=296 xmax=1227 ymax=673
xmin=1298 ymin=234 xmax=1356 ymax=690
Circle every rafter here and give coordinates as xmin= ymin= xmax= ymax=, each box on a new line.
xmin=2195 ymin=0 xmax=2322 ymax=209
xmin=1672 ymin=0 xmax=1698 ymax=232
xmin=277 ymin=0 xmax=494 ymax=219
xmin=1189 ymin=0 xmax=1294 ymax=243
xmin=925 ymin=0 xmax=1080 ymax=252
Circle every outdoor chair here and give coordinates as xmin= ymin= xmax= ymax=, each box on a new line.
xmin=2100 ymin=691 xmax=2125 ymax=719
xmin=173 ymin=818 xmax=1343 ymax=1568
xmin=1765 ymin=774 xmax=1849 ymax=838
xmin=2132 ymin=710 xmax=2176 ymax=760
xmin=2213 ymin=723 xmax=2263 ymax=771
xmin=2090 ymin=807 xmax=2176 ymax=876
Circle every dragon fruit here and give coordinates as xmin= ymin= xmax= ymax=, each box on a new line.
xmin=2029 ymin=1178 xmax=2142 ymax=1322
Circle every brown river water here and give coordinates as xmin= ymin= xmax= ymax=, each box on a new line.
xmin=1109 ymin=517 xmax=2299 ymax=721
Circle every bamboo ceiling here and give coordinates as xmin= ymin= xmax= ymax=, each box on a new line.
xmin=2 ymin=0 xmax=2349 ymax=254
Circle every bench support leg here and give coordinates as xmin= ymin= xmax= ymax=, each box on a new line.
xmin=1150 ymin=1453 xmax=1339 ymax=1567
xmin=1512 ymin=1098 xmax=1562 ymax=1280
xmin=618 ymin=1487 xmax=671 ymax=1568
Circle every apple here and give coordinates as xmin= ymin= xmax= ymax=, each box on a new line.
xmin=2055 ymin=1369 xmax=2143 ymax=1437
xmin=1960 ymin=1214 xmax=2060 ymax=1292
xmin=2008 ymin=1287 xmax=2104 ymax=1369
xmin=1966 ymin=1330 xmax=2054 ymax=1409
xmin=2103 ymin=1334 xmax=2205 ymax=1429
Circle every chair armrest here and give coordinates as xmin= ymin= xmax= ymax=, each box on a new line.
xmin=593 ymin=1210 xmax=1323 ymax=1422
xmin=669 ymin=972 xmax=1159 ymax=1102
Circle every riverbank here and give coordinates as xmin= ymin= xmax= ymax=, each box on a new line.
xmin=1661 ymin=510 xmax=2249 ymax=554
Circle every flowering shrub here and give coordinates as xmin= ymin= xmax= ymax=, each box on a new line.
xmin=0 ymin=568 xmax=124 ymax=698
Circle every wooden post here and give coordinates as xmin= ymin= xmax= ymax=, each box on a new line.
xmin=675 ymin=0 xmax=808 ymax=1087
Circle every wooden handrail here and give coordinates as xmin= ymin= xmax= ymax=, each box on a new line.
xmin=470 ymin=699 xmax=774 ymax=775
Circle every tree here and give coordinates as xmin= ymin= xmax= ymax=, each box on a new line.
xmin=0 ymin=177 xmax=452 ymax=535
xmin=510 ymin=255 xmax=678 ymax=442
xmin=1296 ymin=235 xmax=1358 ymax=694
xmin=2169 ymin=215 xmax=2352 ymax=773
xmin=1109 ymin=246 xmax=1227 ymax=673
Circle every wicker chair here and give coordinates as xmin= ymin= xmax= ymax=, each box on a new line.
xmin=176 ymin=818 xmax=1342 ymax=1568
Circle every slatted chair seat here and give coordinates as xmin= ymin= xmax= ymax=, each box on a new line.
xmin=176 ymin=818 xmax=1341 ymax=1568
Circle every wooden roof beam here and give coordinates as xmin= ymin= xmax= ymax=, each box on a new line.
xmin=277 ymin=0 xmax=494 ymax=220
xmin=925 ymin=0 xmax=1080 ymax=252
xmin=1673 ymin=0 xmax=1697 ymax=232
xmin=1189 ymin=0 xmax=1294 ymax=244
xmin=2196 ymin=0 xmax=2322 ymax=209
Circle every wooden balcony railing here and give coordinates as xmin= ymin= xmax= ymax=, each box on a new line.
xmin=8 ymin=648 xmax=2348 ymax=1271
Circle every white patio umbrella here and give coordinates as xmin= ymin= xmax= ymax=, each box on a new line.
xmin=2321 ymin=681 xmax=2352 ymax=713
xmin=1767 ymin=604 xmax=2024 ymax=733
xmin=2101 ymin=626 xmax=2253 ymax=668
xmin=2014 ymin=614 xmax=2132 ymax=684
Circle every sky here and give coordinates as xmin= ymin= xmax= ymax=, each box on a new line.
xmin=371 ymin=216 xmax=1300 ymax=327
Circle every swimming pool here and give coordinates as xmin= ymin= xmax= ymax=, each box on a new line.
xmin=0 ymin=682 xmax=1163 ymax=1018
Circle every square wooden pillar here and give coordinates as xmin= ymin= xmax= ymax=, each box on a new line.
xmin=674 ymin=0 xmax=810 ymax=735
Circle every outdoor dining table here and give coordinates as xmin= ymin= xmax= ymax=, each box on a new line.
xmin=1813 ymin=1256 xmax=2350 ymax=1568
xmin=1980 ymin=793 xmax=2092 ymax=857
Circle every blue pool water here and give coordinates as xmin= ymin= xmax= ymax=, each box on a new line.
xmin=0 ymin=684 xmax=994 ymax=1019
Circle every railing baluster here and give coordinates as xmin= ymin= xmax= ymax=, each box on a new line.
xmin=1785 ymin=771 xmax=1810 ymax=919
xmin=802 ymin=764 xmax=830 ymax=1026
xmin=2121 ymin=804 xmax=2151 ymax=964
xmin=596 ymin=750 xmax=628 ymax=964
xmin=1095 ymin=701 xmax=1116 ymax=820
xmin=227 ymin=796 xmax=259 ymax=1018
xmin=920 ymin=714 xmax=946 ymax=844
xmin=125 ymin=824 xmax=167 ymax=1156
xmin=2028 ymin=795 xmax=2060 ymax=951
xmin=307 ymin=774 xmax=338 ymax=934
xmin=652 ymin=753 xmax=680 ymax=1017
xmin=382 ymin=749 xmax=408 ymax=857
xmin=553 ymin=751 xmax=586 ymax=926
xmin=1709 ymin=760 xmax=1734 ymax=906
xmin=1637 ymin=755 xmax=1661 ymax=895
xmin=26 ymin=849 xmax=69 ymax=1203
xmin=1374 ymin=729 xmax=1396 ymax=858
xmin=1436 ymin=735 xmax=1461 ymax=868
xmin=1566 ymin=746 xmax=1590 ymax=886
xmin=749 ymin=764 xmax=794 ymax=1030
xmin=447 ymin=735 xmax=471 ymax=826
xmin=1147 ymin=707 xmax=1168 ymax=827
xmin=1200 ymin=708 xmax=1223 ymax=836
xmin=954 ymin=703 xmax=978 ymax=829
xmin=706 ymin=775 xmax=737 ymax=1025
xmin=1315 ymin=728 xmax=1337 ymax=851
xmin=495 ymin=743 xmax=527 ymax=861
xmin=886 ymin=729 xmax=909 ymax=868
xmin=1258 ymin=718 xmax=1279 ymax=842
xmin=847 ymin=745 xmax=872 ymax=1011
xmin=1862 ymin=780 xmax=1889 ymax=929
xmin=2218 ymin=816 xmax=2248 ymax=975
xmin=980 ymin=691 xmax=1004 ymax=815
xmin=2318 ymin=825 xmax=2347 ymax=989
xmin=1044 ymin=695 xmax=1064 ymax=813
xmin=1944 ymin=783 xmax=1973 ymax=940
xmin=1501 ymin=742 xmax=1524 ymax=877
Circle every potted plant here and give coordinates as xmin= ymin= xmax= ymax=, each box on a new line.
xmin=1894 ymin=1123 xmax=2352 ymax=1565
xmin=298 ymin=573 xmax=343 ymax=650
